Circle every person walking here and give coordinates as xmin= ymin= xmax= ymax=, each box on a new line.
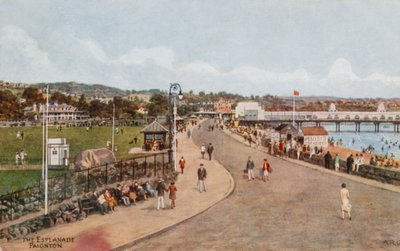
xmin=261 ymin=158 xmax=271 ymax=182
xmin=324 ymin=151 xmax=332 ymax=169
xmin=246 ymin=156 xmax=255 ymax=181
xmin=346 ymin=154 xmax=354 ymax=174
xmin=187 ymin=129 xmax=191 ymax=139
xmin=179 ymin=156 xmax=186 ymax=174
xmin=207 ymin=143 xmax=214 ymax=160
xmin=340 ymin=183 xmax=352 ymax=220
xmin=197 ymin=163 xmax=207 ymax=193
xmin=334 ymin=153 xmax=340 ymax=172
xmin=168 ymin=182 xmax=177 ymax=209
xmin=200 ymin=144 xmax=206 ymax=159
xmin=156 ymin=178 xmax=168 ymax=210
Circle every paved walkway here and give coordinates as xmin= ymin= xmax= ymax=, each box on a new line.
xmin=133 ymin=120 xmax=400 ymax=251
xmin=1 ymin=124 xmax=234 ymax=251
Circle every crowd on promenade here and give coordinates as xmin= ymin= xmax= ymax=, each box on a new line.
xmin=227 ymin=122 xmax=400 ymax=170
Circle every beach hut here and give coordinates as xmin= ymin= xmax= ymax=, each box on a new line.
xmin=140 ymin=120 xmax=168 ymax=151
xmin=301 ymin=126 xmax=329 ymax=148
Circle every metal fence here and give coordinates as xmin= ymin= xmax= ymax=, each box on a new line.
xmin=0 ymin=151 xmax=172 ymax=224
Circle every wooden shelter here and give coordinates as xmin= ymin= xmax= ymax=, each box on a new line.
xmin=140 ymin=120 xmax=168 ymax=151
xmin=274 ymin=123 xmax=298 ymax=141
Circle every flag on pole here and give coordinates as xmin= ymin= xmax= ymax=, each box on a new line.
xmin=293 ymin=90 xmax=299 ymax=96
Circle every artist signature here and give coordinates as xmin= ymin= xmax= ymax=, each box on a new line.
xmin=383 ymin=240 xmax=400 ymax=246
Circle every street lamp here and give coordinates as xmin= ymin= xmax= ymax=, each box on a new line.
xmin=168 ymin=83 xmax=183 ymax=171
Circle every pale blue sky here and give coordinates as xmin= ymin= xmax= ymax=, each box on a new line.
xmin=0 ymin=0 xmax=399 ymax=97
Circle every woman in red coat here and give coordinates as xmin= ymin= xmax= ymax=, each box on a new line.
xmin=168 ymin=182 xmax=177 ymax=209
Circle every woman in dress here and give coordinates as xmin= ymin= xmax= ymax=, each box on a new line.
xmin=104 ymin=189 xmax=117 ymax=212
xmin=340 ymin=183 xmax=352 ymax=220
xmin=168 ymin=182 xmax=177 ymax=209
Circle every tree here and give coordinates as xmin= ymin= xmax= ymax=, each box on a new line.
xmin=77 ymin=94 xmax=89 ymax=112
xmin=147 ymin=94 xmax=168 ymax=116
xmin=0 ymin=90 xmax=22 ymax=120
xmin=89 ymin=100 xmax=107 ymax=118
xmin=22 ymin=87 xmax=44 ymax=106
xmin=50 ymin=92 xmax=68 ymax=104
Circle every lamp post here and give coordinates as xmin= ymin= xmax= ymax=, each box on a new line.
xmin=168 ymin=83 xmax=183 ymax=171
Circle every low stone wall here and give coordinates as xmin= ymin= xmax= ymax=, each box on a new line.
xmin=0 ymin=172 xmax=177 ymax=242
xmin=357 ymin=165 xmax=400 ymax=186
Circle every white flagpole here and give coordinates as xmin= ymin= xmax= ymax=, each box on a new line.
xmin=293 ymin=93 xmax=295 ymax=126
xmin=42 ymin=101 xmax=45 ymax=180
xmin=45 ymin=85 xmax=49 ymax=215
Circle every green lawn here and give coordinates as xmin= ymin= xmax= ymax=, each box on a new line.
xmin=0 ymin=125 xmax=144 ymax=165
xmin=0 ymin=169 xmax=69 ymax=194
xmin=0 ymin=125 xmax=145 ymax=194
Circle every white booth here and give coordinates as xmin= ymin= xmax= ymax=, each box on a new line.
xmin=48 ymin=138 xmax=69 ymax=168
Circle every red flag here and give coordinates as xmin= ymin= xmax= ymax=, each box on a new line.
xmin=294 ymin=90 xmax=299 ymax=96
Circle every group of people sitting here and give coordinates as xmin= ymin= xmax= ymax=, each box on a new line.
xmin=91 ymin=180 xmax=156 ymax=215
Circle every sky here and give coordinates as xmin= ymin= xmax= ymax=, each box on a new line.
xmin=0 ymin=0 xmax=400 ymax=98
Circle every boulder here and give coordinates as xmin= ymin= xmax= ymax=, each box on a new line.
xmin=74 ymin=148 xmax=116 ymax=170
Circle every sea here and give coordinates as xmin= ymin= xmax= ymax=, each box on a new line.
xmin=319 ymin=123 xmax=400 ymax=158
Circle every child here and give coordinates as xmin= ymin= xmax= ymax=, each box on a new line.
xmin=168 ymin=182 xmax=177 ymax=209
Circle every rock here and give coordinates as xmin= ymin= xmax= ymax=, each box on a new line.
xmin=56 ymin=217 xmax=64 ymax=225
xmin=19 ymin=226 xmax=29 ymax=236
xmin=17 ymin=204 xmax=24 ymax=212
xmin=9 ymin=227 xmax=22 ymax=239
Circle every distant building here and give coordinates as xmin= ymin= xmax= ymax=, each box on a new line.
xmin=90 ymin=95 xmax=113 ymax=103
xmin=214 ymin=98 xmax=232 ymax=113
xmin=137 ymin=104 xmax=148 ymax=115
xmin=25 ymin=103 xmax=89 ymax=122
xmin=235 ymin=102 xmax=264 ymax=120
xmin=301 ymin=126 xmax=329 ymax=148
xmin=124 ymin=93 xmax=151 ymax=103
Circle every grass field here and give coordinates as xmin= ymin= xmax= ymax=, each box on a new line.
xmin=0 ymin=169 xmax=69 ymax=194
xmin=0 ymin=125 xmax=145 ymax=194
xmin=0 ymin=125 xmax=144 ymax=165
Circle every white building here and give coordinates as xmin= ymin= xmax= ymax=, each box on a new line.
xmin=301 ymin=126 xmax=329 ymax=148
xmin=235 ymin=102 xmax=264 ymax=120
xmin=35 ymin=103 xmax=89 ymax=122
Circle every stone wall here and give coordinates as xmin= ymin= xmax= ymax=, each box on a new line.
xmin=0 ymin=166 xmax=177 ymax=242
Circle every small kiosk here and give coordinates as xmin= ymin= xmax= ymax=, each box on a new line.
xmin=48 ymin=138 xmax=69 ymax=168
xmin=140 ymin=120 xmax=168 ymax=151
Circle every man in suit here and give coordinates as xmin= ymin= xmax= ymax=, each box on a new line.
xmin=197 ymin=163 xmax=207 ymax=193
xmin=207 ymin=143 xmax=214 ymax=160
xmin=346 ymin=154 xmax=354 ymax=174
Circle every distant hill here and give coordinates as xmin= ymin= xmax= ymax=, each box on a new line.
xmin=31 ymin=82 xmax=127 ymax=97
xmin=29 ymin=82 xmax=169 ymax=98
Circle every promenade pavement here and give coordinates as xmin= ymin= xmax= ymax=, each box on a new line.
xmin=134 ymin=120 xmax=400 ymax=251
xmin=1 ymin=124 xmax=234 ymax=251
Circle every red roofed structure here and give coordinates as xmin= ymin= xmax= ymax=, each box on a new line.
xmin=301 ymin=126 xmax=329 ymax=148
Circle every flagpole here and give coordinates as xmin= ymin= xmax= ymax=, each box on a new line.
xmin=42 ymin=101 xmax=45 ymax=180
xmin=44 ymin=85 xmax=49 ymax=215
xmin=293 ymin=93 xmax=295 ymax=126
